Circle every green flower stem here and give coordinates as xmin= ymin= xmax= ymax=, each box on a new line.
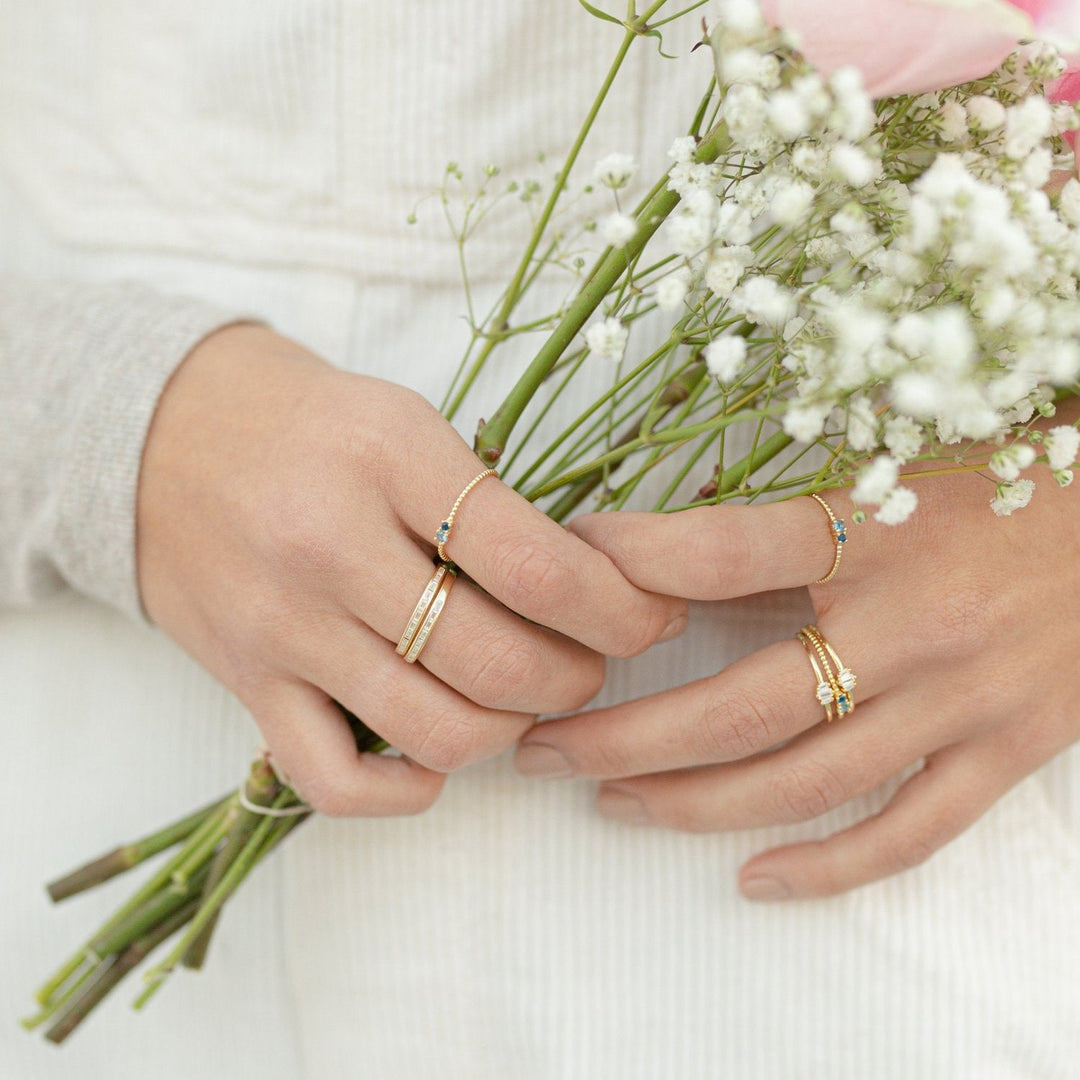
xmin=45 ymin=796 xmax=228 ymax=903
xmin=44 ymin=899 xmax=201 ymax=1045
xmin=475 ymin=120 xmax=731 ymax=465
xmin=90 ymin=863 xmax=210 ymax=958
xmin=34 ymin=796 xmax=233 ymax=1007
xmin=133 ymin=789 xmax=304 ymax=1010
xmin=182 ymin=759 xmax=281 ymax=970
xmin=168 ymin=798 xmax=237 ymax=887
xmin=542 ymin=360 xmax=707 ymax=521
xmin=443 ymin=23 xmax=641 ymax=422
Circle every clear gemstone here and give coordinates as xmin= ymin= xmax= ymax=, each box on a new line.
xmin=816 ymin=683 xmax=833 ymax=704
xmin=838 ymin=669 xmax=856 ymax=691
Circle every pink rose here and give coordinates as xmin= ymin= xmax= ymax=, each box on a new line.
xmin=761 ymin=0 xmax=1079 ymax=97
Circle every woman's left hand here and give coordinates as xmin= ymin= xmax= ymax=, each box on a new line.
xmin=513 ymin=444 xmax=1080 ymax=900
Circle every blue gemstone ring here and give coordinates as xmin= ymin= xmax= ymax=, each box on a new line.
xmin=434 ymin=468 xmax=498 ymax=562
xmin=808 ymin=493 xmax=847 ymax=584
xmin=797 ymin=625 xmax=857 ymax=723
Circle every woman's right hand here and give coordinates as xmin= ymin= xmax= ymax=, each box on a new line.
xmin=136 ymin=324 xmax=687 ymax=817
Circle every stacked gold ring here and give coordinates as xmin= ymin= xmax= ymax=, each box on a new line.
xmin=797 ymin=624 xmax=856 ymax=722
xmin=396 ymin=561 xmax=458 ymax=664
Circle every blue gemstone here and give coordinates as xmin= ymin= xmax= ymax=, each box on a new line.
xmin=837 ymin=534 xmax=847 ymax=543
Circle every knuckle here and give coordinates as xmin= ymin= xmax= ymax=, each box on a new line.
xmin=262 ymin=493 xmax=346 ymax=577
xmin=494 ymin=539 xmax=575 ymax=614
xmin=657 ymin=798 xmax=718 ymax=835
xmin=929 ymin=576 xmax=1002 ymax=657
xmin=685 ymin=510 xmax=754 ymax=595
xmin=697 ymin=685 xmax=776 ymax=761
xmin=303 ymin=775 xmax=364 ymax=818
xmin=411 ymin=707 xmax=485 ymax=773
xmin=395 ymin=775 xmax=445 ymax=816
xmin=879 ymin=822 xmax=943 ymax=874
xmin=775 ymin=760 xmax=847 ymax=822
xmin=458 ymin=632 xmax=545 ymax=708
xmin=603 ymin=600 xmax=674 ymax=659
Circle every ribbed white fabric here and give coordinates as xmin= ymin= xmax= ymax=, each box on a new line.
xmin=1 ymin=3 xmax=1079 ymax=1078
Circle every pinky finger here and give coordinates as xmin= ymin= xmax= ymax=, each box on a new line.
xmin=737 ymin=742 xmax=1008 ymax=900
xmin=254 ymin=680 xmax=446 ymax=818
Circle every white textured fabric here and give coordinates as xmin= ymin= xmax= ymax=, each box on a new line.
xmin=2 ymin=3 xmax=1079 ymax=1078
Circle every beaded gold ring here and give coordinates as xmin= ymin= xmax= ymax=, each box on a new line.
xmin=797 ymin=624 xmax=857 ymax=721
xmin=808 ymin=493 xmax=847 ymax=584
xmin=435 ymin=468 xmax=498 ymax=562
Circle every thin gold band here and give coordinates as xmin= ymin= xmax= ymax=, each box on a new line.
xmin=435 ymin=468 xmax=498 ymax=562
xmin=404 ymin=570 xmax=457 ymax=663
xmin=797 ymin=624 xmax=857 ymax=721
xmin=808 ymin=493 xmax=847 ymax=584
xmin=396 ymin=563 xmax=452 ymax=656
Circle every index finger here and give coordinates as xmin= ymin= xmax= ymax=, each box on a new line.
xmin=566 ymin=497 xmax=859 ymax=601
xmin=394 ymin=457 xmax=686 ymax=657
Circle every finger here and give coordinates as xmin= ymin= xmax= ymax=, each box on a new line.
xmin=281 ymin=618 xmax=536 ymax=773
xmin=736 ymin=739 xmax=1010 ymax=900
xmin=390 ymin=462 xmax=688 ymax=658
xmin=339 ymin=528 xmax=606 ymax=714
xmin=567 ymin=496 xmax=860 ymax=601
xmin=592 ymin=685 xmax=933 ymax=832
xmin=514 ymin=627 xmax=895 ymax=780
xmin=251 ymin=679 xmax=446 ymax=817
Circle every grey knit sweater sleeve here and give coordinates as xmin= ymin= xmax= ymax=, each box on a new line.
xmin=0 ymin=278 xmax=246 ymax=621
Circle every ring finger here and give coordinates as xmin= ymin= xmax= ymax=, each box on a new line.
xmin=514 ymin=625 xmax=896 ymax=780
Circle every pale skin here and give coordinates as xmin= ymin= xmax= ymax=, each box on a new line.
xmin=136 ymin=323 xmax=686 ymax=817
xmin=515 ymin=404 xmax=1080 ymax=900
xmin=139 ymin=324 xmax=1080 ymax=901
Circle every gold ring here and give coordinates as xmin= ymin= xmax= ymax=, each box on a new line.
xmin=435 ymin=468 xmax=498 ymax=562
xmin=403 ymin=568 xmax=457 ymax=663
xmin=808 ymin=493 xmax=847 ymax=584
xmin=396 ymin=562 xmax=453 ymax=656
xmin=796 ymin=624 xmax=856 ymax=721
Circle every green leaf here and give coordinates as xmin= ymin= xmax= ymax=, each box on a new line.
xmin=577 ymin=0 xmax=623 ymax=26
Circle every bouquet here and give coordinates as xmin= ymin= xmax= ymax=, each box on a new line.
xmin=23 ymin=0 xmax=1080 ymax=1042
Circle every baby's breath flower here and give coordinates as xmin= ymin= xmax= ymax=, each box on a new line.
xmin=731 ymin=275 xmax=796 ymax=328
xmin=1059 ymin=178 xmax=1080 ymax=227
xmin=655 ymin=268 xmax=691 ymax=312
xmin=782 ymin=400 xmax=831 ymax=441
xmin=989 ymin=442 xmax=1037 ymax=481
xmin=936 ymin=100 xmax=968 ymax=143
xmin=966 ymin=95 xmax=1005 ymax=132
xmin=668 ymin=135 xmax=696 ymax=165
xmin=829 ymin=143 xmax=879 ymax=188
xmin=883 ymin=416 xmax=923 ymax=463
xmin=991 ymin=478 xmax=1035 ymax=515
xmin=585 ymin=317 xmax=628 ymax=362
xmin=1044 ymin=425 xmax=1080 ymax=471
xmin=874 ymin=486 xmax=918 ymax=525
xmin=1003 ymin=97 xmax=1053 ymax=159
xmin=600 ymin=212 xmax=637 ymax=247
xmin=704 ymin=336 xmax=748 ymax=383
xmin=767 ymin=90 xmax=812 ymax=140
xmin=852 ymin=455 xmax=900 ymax=506
xmin=593 ymin=152 xmax=637 ymax=190
xmin=770 ymin=179 xmax=814 ymax=226
xmin=843 ymin=394 xmax=880 ymax=452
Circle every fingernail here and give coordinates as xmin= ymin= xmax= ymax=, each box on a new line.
xmin=658 ymin=610 xmax=689 ymax=643
xmin=514 ymin=743 xmax=574 ymax=779
xmin=740 ymin=876 xmax=792 ymax=902
xmin=596 ymin=788 xmax=653 ymax=826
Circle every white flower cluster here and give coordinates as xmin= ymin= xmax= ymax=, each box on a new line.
xmin=635 ymin=12 xmax=1080 ymax=522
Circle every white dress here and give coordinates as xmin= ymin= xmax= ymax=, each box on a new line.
xmin=2 ymin=3 xmax=1079 ymax=1077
